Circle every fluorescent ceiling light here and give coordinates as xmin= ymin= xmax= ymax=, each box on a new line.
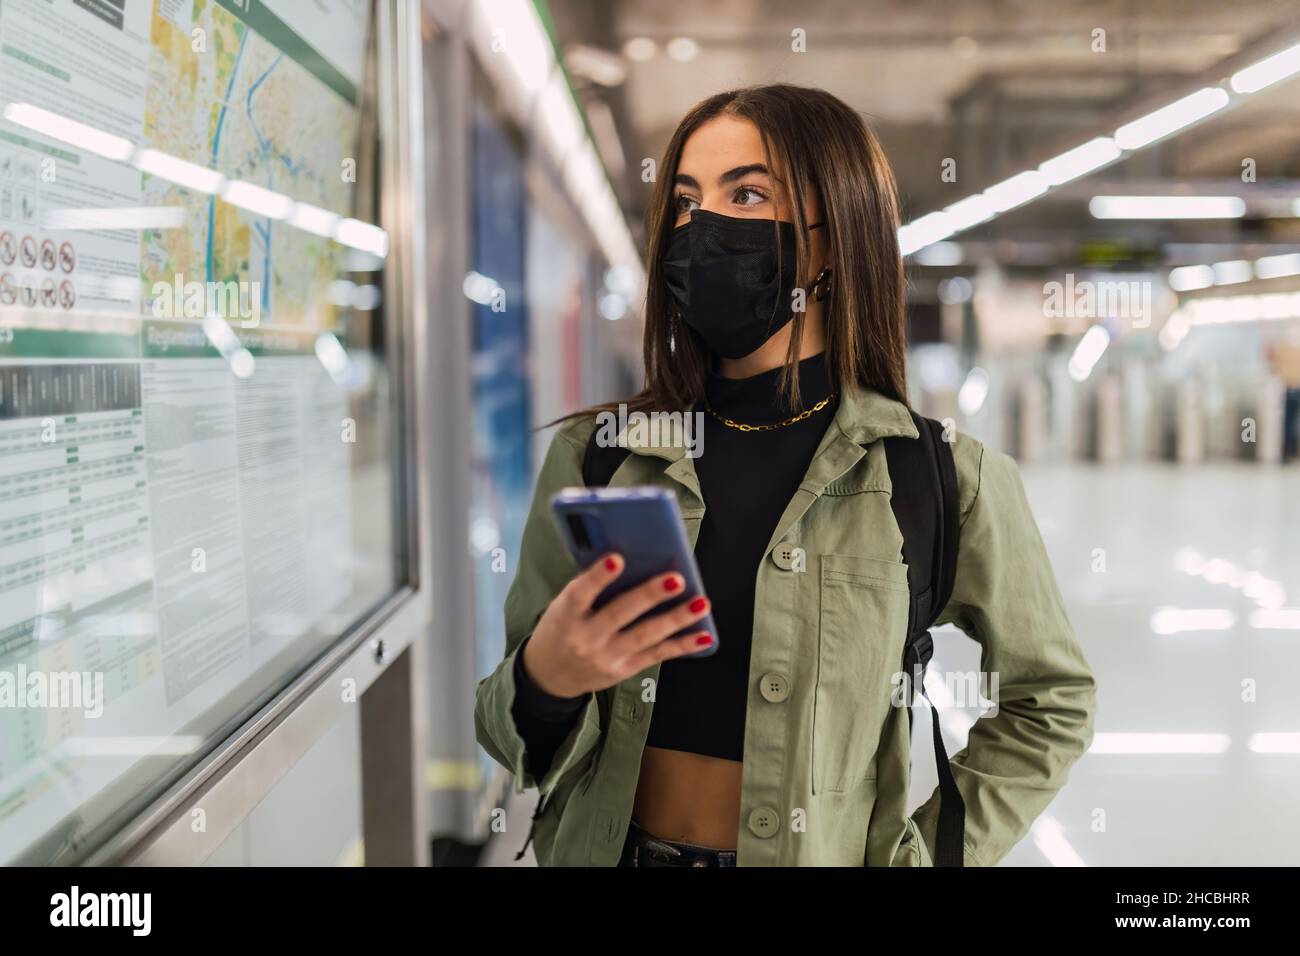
xmin=1114 ymin=87 xmax=1230 ymax=150
xmin=1247 ymin=732 xmax=1300 ymax=753
xmin=1168 ymin=264 xmax=1214 ymax=291
xmin=666 ymin=37 xmax=699 ymax=62
xmin=1254 ymin=253 xmax=1300 ymax=279
xmin=221 ymin=180 xmax=294 ymax=219
xmin=914 ymin=241 xmax=962 ymax=266
xmin=1212 ymin=259 xmax=1253 ymax=285
xmin=1179 ymin=292 xmax=1300 ymax=325
xmin=623 ymin=37 xmax=656 ymax=62
xmin=943 ymin=194 xmax=997 ymax=231
xmin=1089 ymin=195 xmax=1245 ymax=219
xmin=957 ymin=367 xmax=989 ymax=416
xmin=604 ymin=265 xmax=639 ymax=296
xmin=351 ymin=284 xmax=381 ymax=310
xmin=585 ymin=98 xmax=627 ymax=177
xmin=1230 ymin=40 xmax=1300 ymax=93
xmin=315 ymin=331 xmax=352 ymax=381
xmin=2 ymin=102 xmax=135 ymax=161
xmin=900 ymin=63 xmax=1295 ymax=258
xmin=202 ymin=314 xmax=242 ymax=355
xmin=288 ymin=202 xmax=340 ymax=238
xmin=565 ymin=44 xmax=627 ymax=87
xmin=983 ymin=170 xmax=1049 ymax=212
xmin=228 ymin=349 xmax=255 ymax=378
xmin=42 ymin=206 xmax=185 ymax=230
xmin=598 ymin=292 xmax=628 ymax=320
xmin=464 ymin=0 xmax=644 ymax=309
xmin=330 ymin=279 xmax=356 ymax=306
xmin=562 ymin=141 xmax=603 ymax=209
xmin=1248 ymin=608 xmax=1300 ymax=630
xmin=937 ymin=276 xmax=973 ymax=303
xmin=478 ymin=0 xmax=552 ymax=98
xmin=1067 ymin=325 xmax=1109 ymax=382
xmin=336 ymin=218 xmax=389 ymax=258
xmin=1159 ymin=310 xmax=1192 ymax=350
xmin=1201 ymin=558 xmax=1233 ymax=583
xmin=462 ymin=270 xmax=499 ymax=305
xmin=135 ymin=148 xmax=225 ymax=194
xmin=1149 ymin=607 xmax=1236 ymax=634
xmin=1030 ymin=817 xmax=1086 ymax=868
xmin=1090 ymin=733 xmax=1231 ymax=754
xmin=1037 ymin=137 xmax=1122 ymax=186
xmin=344 ymin=249 xmax=385 ymax=272
xmin=898 ymin=212 xmax=954 ymax=256
xmin=537 ymin=72 xmax=585 ymax=162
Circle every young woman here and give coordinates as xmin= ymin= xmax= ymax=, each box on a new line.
xmin=474 ymin=84 xmax=1096 ymax=867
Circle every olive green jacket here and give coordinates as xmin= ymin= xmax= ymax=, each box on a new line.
xmin=474 ymin=384 xmax=1096 ymax=866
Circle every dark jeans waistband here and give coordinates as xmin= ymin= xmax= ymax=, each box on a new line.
xmin=619 ymin=820 xmax=738 ymax=867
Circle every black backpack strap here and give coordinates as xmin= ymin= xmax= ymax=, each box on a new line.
xmin=884 ymin=411 xmax=964 ymax=867
xmin=930 ymin=417 xmax=960 ymax=621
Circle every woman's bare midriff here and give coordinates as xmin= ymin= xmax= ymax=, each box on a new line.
xmin=632 ymin=745 xmax=743 ymax=849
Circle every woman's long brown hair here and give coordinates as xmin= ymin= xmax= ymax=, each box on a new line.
xmin=563 ymin=83 xmax=908 ymax=422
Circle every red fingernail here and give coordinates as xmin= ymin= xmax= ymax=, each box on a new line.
xmin=689 ymin=597 xmax=708 ymax=613
xmin=695 ymin=633 xmax=713 ymax=646
xmin=604 ymin=556 xmax=619 ymax=572
xmin=663 ymin=576 xmax=681 ymax=593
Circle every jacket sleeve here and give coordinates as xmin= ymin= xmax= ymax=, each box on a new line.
xmin=912 ymin=436 xmax=1097 ymax=865
xmin=510 ymin=635 xmax=587 ymax=779
xmin=473 ymin=418 xmax=606 ymax=796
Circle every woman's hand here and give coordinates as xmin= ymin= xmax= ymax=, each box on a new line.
xmin=520 ymin=553 xmax=713 ymax=699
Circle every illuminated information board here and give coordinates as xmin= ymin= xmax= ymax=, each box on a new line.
xmin=0 ymin=0 xmax=395 ymax=863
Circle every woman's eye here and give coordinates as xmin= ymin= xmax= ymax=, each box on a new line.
xmin=733 ymin=186 xmax=768 ymax=207
xmin=675 ymin=194 xmax=699 ymax=215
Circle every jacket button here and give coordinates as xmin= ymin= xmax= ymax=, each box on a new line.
xmin=770 ymin=544 xmax=798 ymax=570
xmin=759 ymin=672 xmax=790 ymax=703
xmin=747 ymin=807 xmax=779 ymax=839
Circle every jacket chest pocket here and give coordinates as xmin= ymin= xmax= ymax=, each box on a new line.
xmin=812 ymin=553 xmax=911 ymax=795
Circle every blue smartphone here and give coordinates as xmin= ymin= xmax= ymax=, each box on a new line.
xmin=551 ymin=486 xmax=718 ymax=658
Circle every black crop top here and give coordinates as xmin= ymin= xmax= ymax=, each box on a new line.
xmin=512 ymin=353 xmax=838 ymax=774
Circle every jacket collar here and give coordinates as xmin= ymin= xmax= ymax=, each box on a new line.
xmin=615 ymin=381 xmax=918 ymax=465
xmin=829 ymin=382 xmax=919 ymax=445
xmin=611 ymin=381 xmax=918 ymax=510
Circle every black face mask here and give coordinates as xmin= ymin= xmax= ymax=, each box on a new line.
xmin=662 ymin=209 xmax=824 ymax=360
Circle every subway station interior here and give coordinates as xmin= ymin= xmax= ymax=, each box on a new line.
xmin=0 ymin=0 xmax=1298 ymax=871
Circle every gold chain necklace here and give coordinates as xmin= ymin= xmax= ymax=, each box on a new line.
xmin=702 ymin=392 xmax=837 ymax=433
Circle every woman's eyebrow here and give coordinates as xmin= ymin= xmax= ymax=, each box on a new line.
xmin=717 ymin=163 xmax=769 ymax=184
xmin=673 ymin=164 xmax=772 ymax=191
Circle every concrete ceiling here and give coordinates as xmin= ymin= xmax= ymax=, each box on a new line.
xmin=547 ymin=0 xmax=1300 ymax=267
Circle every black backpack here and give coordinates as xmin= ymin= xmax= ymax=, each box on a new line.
xmin=579 ymin=409 xmax=966 ymax=866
